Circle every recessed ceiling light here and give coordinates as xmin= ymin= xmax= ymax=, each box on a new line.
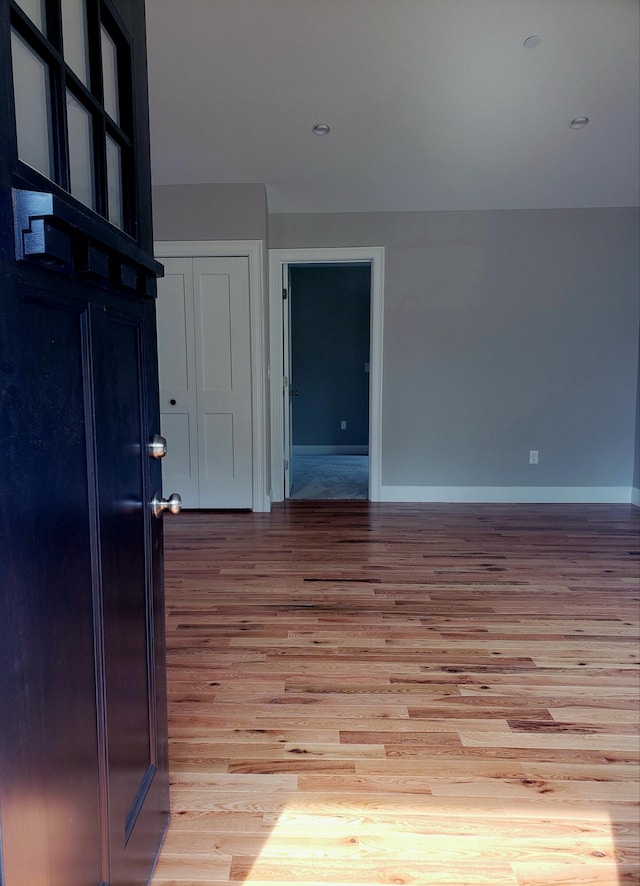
xmin=523 ymin=35 xmax=542 ymax=49
xmin=569 ymin=116 xmax=589 ymax=129
xmin=312 ymin=123 xmax=331 ymax=136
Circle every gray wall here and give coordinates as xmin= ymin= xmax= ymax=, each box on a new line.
xmin=290 ymin=265 xmax=370 ymax=447
xmin=270 ymin=208 xmax=640 ymax=491
xmin=152 ymin=182 xmax=268 ymax=242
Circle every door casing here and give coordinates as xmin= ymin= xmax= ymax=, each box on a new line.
xmin=269 ymin=247 xmax=385 ymax=503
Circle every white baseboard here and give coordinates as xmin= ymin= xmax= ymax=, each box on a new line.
xmin=632 ymin=487 xmax=640 ymax=507
xmin=292 ymin=445 xmax=369 ymax=456
xmin=380 ymin=486 xmax=633 ymax=504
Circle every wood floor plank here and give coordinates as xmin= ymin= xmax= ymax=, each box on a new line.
xmin=151 ymin=503 xmax=640 ymax=886
xmin=513 ymin=863 xmax=640 ymax=885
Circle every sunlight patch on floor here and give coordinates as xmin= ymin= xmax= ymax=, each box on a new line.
xmin=242 ymin=798 xmax=623 ymax=885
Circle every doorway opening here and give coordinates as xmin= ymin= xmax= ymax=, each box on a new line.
xmin=288 ymin=263 xmax=370 ymax=499
xmin=269 ymin=247 xmax=385 ymax=504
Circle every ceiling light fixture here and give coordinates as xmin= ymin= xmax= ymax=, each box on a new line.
xmin=312 ymin=123 xmax=331 ymax=136
xmin=523 ymin=35 xmax=542 ymax=48
xmin=569 ymin=116 xmax=589 ymax=129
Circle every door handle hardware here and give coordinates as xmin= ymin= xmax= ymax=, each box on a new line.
xmin=151 ymin=491 xmax=182 ymax=518
xmin=290 ymin=389 xmax=299 ymax=397
xmin=148 ymin=434 xmax=167 ymax=459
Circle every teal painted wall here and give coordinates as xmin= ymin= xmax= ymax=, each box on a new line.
xmin=290 ymin=265 xmax=370 ymax=447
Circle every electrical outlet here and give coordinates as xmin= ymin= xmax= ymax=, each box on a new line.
xmin=340 ymin=420 xmax=347 ymax=430
xmin=529 ymin=450 xmax=539 ymax=465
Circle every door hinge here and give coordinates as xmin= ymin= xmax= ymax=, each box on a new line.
xmin=284 ymin=458 xmax=289 ymax=471
xmin=282 ymin=287 xmax=288 ymax=300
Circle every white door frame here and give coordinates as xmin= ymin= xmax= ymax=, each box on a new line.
xmin=269 ymin=247 xmax=385 ymax=502
xmin=154 ymin=240 xmax=269 ymax=512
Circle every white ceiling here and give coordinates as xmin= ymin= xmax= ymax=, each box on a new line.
xmin=146 ymin=0 xmax=640 ymax=214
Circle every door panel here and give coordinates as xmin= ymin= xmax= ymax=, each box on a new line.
xmin=203 ymin=411 xmax=235 ymax=479
xmin=0 ymin=289 xmax=103 ymax=886
xmin=194 ymin=257 xmax=252 ymax=509
xmin=156 ymin=260 xmax=199 ymax=507
xmin=94 ymin=305 xmax=167 ymax=884
xmin=97 ymin=310 xmax=153 ymax=852
xmin=160 ymin=411 xmax=196 ymax=492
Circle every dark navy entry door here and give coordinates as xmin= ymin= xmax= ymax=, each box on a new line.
xmin=0 ymin=1 xmax=173 ymax=884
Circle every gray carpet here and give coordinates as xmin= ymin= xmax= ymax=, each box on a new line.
xmin=290 ymin=455 xmax=369 ymax=500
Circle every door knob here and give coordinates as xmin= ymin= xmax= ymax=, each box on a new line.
xmin=290 ymin=389 xmax=300 ymax=397
xmin=151 ymin=491 xmax=182 ymax=518
xmin=148 ymin=434 xmax=167 ymax=459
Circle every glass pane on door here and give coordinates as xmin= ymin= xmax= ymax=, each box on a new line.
xmin=14 ymin=0 xmax=47 ymax=34
xmin=106 ymin=135 xmax=123 ymax=230
xmin=101 ymin=26 xmax=119 ymax=125
xmin=66 ymin=91 xmax=95 ymax=209
xmin=11 ymin=30 xmax=53 ymax=179
xmin=61 ymin=0 xmax=90 ymax=85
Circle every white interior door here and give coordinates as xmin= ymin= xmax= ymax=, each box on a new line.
xmin=156 ymin=255 xmax=253 ymax=509
xmin=156 ymin=258 xmax=200 ymax=507
xmin=193 ymin=257 xmax=253 ymax=509
xmin=283 ymin=277 xmax=293 ymax=497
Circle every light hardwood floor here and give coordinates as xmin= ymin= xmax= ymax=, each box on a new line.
xmin=151 ymin=502 xmax=640 ymax=886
